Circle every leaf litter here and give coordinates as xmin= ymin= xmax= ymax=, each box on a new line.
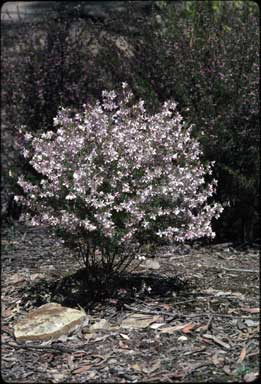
xmin=1 ymin=223 xmax=260 ymax=383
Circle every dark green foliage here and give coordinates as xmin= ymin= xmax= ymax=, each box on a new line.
xmin=122 ymin=0 xmax=259 ymax=242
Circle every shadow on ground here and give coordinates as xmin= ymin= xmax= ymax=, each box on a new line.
xmin=19 ymin=269 xmax=190 ymax=311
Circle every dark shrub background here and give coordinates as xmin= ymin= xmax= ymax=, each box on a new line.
xmin=1 ymin=1 xmax=259 ymax=242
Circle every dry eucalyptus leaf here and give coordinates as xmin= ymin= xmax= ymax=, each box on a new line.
xmin=30 ymin=273 xmax=45 ymax=281
xmin=73 ymin=351 xmax=87 ymax=358
xmin=132 ymin=363 xmax=142 ymax=372
xmin=160 ymin=324 xmax=185 ymax=333
xmin=89 ymin=318 xmax=109 ymax=332
xmin=67 ymin=354 xmax=75 ymax=371
xmin=8 ymin=273 xmax=27 ymax=285
xmin=72 ymin=364 xmax=92 ymax=375
xmin=121 ymin=314 xmax=162 ymax=329
xmin=211 ymin=353 xmax=225 ymax=367
xmin=237 ymin=319 xmax=248 ymax=331
xmin=202 ymin=334 xmax=231 ymax=350
xmin=238 ymin=346 xmax=247 ymax=363
xmin=241 ymin=307 xmax=259 ymax=314
xmin=150 ymin=323 xmax=166 ymax=330
xmin=83 ymin=333 xmax=96 ymax=341
xmin=223 ymin=365 xmax=232 ymax=375
xmin=178 ymin=335 xmax=188 ymax=341
xmin=244 ymin=319 xmax=259 ymax=327
xmin=160 ymin=323 xmax=192 ymax=334
xmin=181 ymin=323 xmax=197 ymax=334
xmin=92 ymin=335 xmax=111 ymax=343
xmin=120 ymin=333 xmax=130 ymax=340
xmin=118 ymin=340 xmax=129 ymax=349
xmin=57 ymin=334 xmax=68 ymax=343
xmin=244 ymin=372 xmax=259 ymax=382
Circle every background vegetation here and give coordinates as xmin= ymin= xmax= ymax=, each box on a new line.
xmin=1 ymin=0 xmax=259 ymax=243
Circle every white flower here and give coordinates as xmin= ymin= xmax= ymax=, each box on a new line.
xmin=122 ymin=183 xmax=130 ymax=193
xmin=23 ymin=149 xmax=30 ymax=158
xmin=65 ymin=193 xmax=76 ymax=200
xmin=24 ymin=133 xmax=32 ymax=141
xmin=174 ymin=208 xmax=180 ymax=215
xmin=46 ymin=131 xmax=54 ymax=139
xmin=143 ymin=221 xmax=150 ymax=228
xmin=53 ymin=117 xmax=59 ymax=126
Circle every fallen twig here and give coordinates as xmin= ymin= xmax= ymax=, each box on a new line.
xmin=123 ymin=304 xmax=255 ymax=320
xmin=202 ymin=334 xmax=231 ymax=350
xmin=5 ymin=341 xmax=85 ymax=354
xmin=189 ymin=362 xmax=213 ymax=372
xmin=221 ymin=267 xmax=259 ymax=273
xmin=199 ymin=264 xmax=259 ymax=273
xmin=123 ymin=303 xmax=177 ymax=318
xmin=91 ymin=353 xmax=114 ymax=366
xmin=247 ymin=351 xmax=260 ymax=358
xmin=184 ymin=312 xmax=256 ymax=319
xmin=183 ymin=347 xmax=207 ymax=355
xmin=206 ymin=315 xmax=214 ymax=331
xmin=165 ymin=254 xmax=191 ymax=260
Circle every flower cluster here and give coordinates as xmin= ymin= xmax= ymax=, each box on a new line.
xmin=16 ymin=84 xmax=223 ymax=270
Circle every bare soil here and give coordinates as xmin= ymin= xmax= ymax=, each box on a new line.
xmin=1 ymin=223 xmax=260 ymax=383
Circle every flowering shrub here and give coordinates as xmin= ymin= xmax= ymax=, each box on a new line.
xmin=16 ymin=84 xmax=223 ymax=276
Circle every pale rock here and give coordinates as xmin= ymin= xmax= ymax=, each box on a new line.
xmin=14 ymin=303 xmax=87 ymax=342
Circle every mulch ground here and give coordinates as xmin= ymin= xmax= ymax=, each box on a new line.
xmin=1 ymin=223 xmax=260 ymax=383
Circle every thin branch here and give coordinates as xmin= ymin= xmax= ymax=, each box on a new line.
xmin=4 ymin=341 xmax=83 ymax=354
xmin=220 ymin=267 xmax=259 ymax=273
xmin=164 ymin=254 xmax=191 ymax=260
xmin=206 ymin=315 xmax=214 ymax=331
xmin=123 ymin=303 xmax=177 ymax=318
xmin=184 ymin=312 xmax=257 ymax=319
xmin=123 ymin=304 xmax=256 ymax=320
